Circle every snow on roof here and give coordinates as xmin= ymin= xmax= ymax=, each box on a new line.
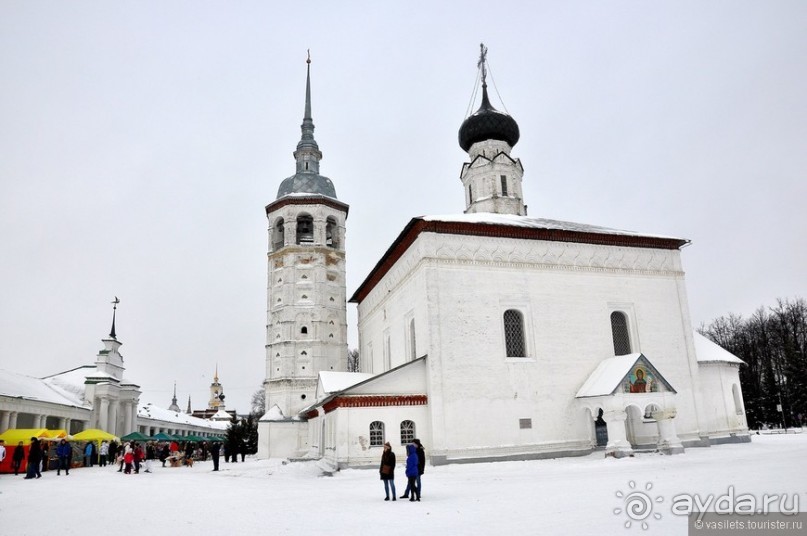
xmin=210 ymin=408 xmax=233 ymax=421
xmin=137 ymin=403 xmax=228 ymax=430
xmin=318 ymin=372 xmax=375 ymax=395
xmin=694 ymin=332 xmax=745 ymax=364
xmin=422 ymin=213 xmax=683 ymax=241
xmin=259 ymin=404 xmax=304 ymax=422
xmin=0 ymin=368 xmax=88 ymax=408
xmin=41 ymin=366 xmax=95 ymax=402
xmin=575 ymin=354 xmax=641 ymax=398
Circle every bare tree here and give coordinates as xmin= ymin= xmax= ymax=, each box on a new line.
xmin=700 ymin=297 xmax=806 ymax=429
xmin=347 ymin=348 xmax=360 ymax=372
xmin=250 ymin=387 xmax=266 ymax=417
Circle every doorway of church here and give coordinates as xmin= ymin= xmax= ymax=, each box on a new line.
xmin=594 ymin=408 xmax=608 ymax=447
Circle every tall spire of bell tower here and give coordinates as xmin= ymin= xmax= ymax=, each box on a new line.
xmin=294 ymin=50 xmax=321 ymax=174
xmin=275 ymin=51 xmax=337 ymax=199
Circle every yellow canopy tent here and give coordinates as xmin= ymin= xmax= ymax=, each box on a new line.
xmin=0 ymin=428 xmax=51 ymax=445
xmin=71 ymin=429 xmax=118 ymax=441
xmin=71 ymin=429 xmax=119 ymax=466
xmin=0 ymin=429 xmax=67 ymax=473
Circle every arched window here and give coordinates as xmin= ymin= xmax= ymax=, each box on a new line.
xmin=326 ymin=217 xmax=337 ymax=248
xmin=732 ymin=384 xmax=744 ymax=415
xmin=503 ymin=309 xmax=526 ymax=357
xmin=400 ymin=420 xmax=415 ymax=445
xmin=409 ymin=318 xmax=417 ymax=361
xmin=369 ymin=421 xmax=384 ymax=447
xmin=273 ymin=218 xmax=285 ymax=250
xmin=300 ymin=326 xmax=308 ymax=335
xmin=500 ymin=175 xmax=508 ymax=196
xmin=296 ymin=214 xmax=314 ymax=244
xmin=610 ymin=311 xmax=632 ymax=356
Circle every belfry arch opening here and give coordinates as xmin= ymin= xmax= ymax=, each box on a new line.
xmin=296 ymin=214 xmax=314 ymax=244
xmin=273 ymin=218 xmax=285 ymax=250
xmin=326 ymin=217 xmax=338 ymax=248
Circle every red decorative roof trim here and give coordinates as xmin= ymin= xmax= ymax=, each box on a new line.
xmin=321 ymin=394 xmax=428 ymax=415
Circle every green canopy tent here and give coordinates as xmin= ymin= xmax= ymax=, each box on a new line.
xmin=151 ymin=432 xmax=174 ymax=441
xmin=120 ymin=431 xmax=152 ymax=442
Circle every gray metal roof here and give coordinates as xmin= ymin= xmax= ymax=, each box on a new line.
xmin=277 ymin=172 xmax=337 ymax=199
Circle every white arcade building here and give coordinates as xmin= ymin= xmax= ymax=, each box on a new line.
xmin=257 ymin=49 xmax=749 ymax=467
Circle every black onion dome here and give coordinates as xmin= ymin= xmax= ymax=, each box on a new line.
xmin=458 ymin=86 xmax=520 ymax=152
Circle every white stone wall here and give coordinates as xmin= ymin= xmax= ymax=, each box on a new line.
xmin=357 ymin=231 xmax=721 ymax=461
xmin=696 ymin=363 xmax=749 ymax=439
xmin=313 ymin=405 xmax=430 ymax=469
xmin=460 ymin=140 xmax=525 ymax=216
xmin=264 ymin=200 xmax=348 ymax=420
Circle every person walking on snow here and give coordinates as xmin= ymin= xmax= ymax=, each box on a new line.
xmin=56 ymin=438 xmax=72 ymax=475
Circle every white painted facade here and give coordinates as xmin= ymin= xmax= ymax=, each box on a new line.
xmin=261 ymin=54 xmax=749 ymax=467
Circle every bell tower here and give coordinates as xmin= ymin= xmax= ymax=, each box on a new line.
xmin=258 ymin=54 xmax=349 ymax=459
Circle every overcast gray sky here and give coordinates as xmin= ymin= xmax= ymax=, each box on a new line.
xmin=1 ymin=1 xmax=805 ymax=412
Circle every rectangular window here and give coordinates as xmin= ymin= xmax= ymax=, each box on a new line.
xmin=468 ymin=184 xmax=473 ymax=203
xmin=519 ymin=418 xmax=532 ymax=429
xmin=500 ymin=175 xmax=508 ymax=196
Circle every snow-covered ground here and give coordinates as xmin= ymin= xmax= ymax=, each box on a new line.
xmin=2 ymin=434 xmax=805 ymax=536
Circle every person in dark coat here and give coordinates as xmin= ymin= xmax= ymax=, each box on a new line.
xmin=159 ymin=443 xmax=169 ymax=467
xmin=12 ymin=441 xmax=25 ymax=476
xmin=210 ymin=441 xmax=221 ymax=471
xmin=56 ymin=439 xmax=72 ymax=475
xmin=40 ymin=440 xmax=50 ymax=471
xmin=379 ymin=442 xmax=397 ymax=501
xmin=414 ymin=439 xmax=425 ymax=498
xmin=24 ymin=437 xmax=42 ymax=479
xmin=404 ymin=443 xmax=420 ymax=502
xmin=401 ymin=439 xmax=426 ymax=499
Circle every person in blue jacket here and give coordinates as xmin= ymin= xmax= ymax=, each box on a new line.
xmin=404 ymin=443 xmax=420 ymax=502
xmin=56 ymin=439 xmax=72 ymax=475
xmin=84 ymin=442 xmax=94 ymax=467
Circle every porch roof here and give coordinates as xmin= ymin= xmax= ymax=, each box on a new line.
xmin=575 ymin=353 xmax=676 ymax=398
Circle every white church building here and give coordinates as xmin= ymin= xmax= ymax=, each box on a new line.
xmin=257 ymin=49 xmax=749 ymax=467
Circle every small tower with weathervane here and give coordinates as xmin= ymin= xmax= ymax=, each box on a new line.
xmin=208 ymin=366 xmax=225 ymax=410
xmin=458 ymin=44 xmax=525 ymax=216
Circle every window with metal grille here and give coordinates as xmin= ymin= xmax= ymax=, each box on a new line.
xmin=519 ymin=418 xmax=532 ymax=429
xmin=610 ymin=311 xmax=631 ymax=355
xmin=369 ymin=421 xmax=384 ymax=447
xmin=501 ymin=175 xmax=508 ymax=196
xmin=400 ymin=420 xmax=415 ymax=444
xmin=503 ymin=309 xmax=526 ymax=357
